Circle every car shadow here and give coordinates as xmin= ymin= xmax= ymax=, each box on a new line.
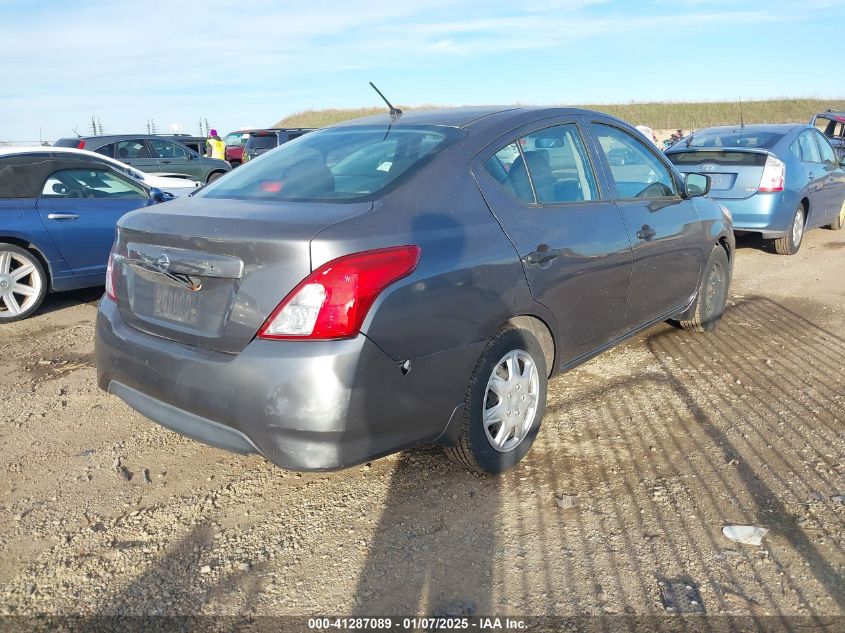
xmin=35 ymin=286 xmax=104 ymax=317
xmin=350 ymin=295 xmax=843 ymax=622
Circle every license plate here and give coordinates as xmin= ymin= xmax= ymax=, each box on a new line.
xmin=153 ymin=284 xmax=200 ymax=324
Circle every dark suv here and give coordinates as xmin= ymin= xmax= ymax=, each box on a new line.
xmin=55 ymin=135 xmax=231 ymax=183
xmin=811 ymin=110 xmax=845 ymax=161
xmin=242 ymin=128 xmax=313 ymax=163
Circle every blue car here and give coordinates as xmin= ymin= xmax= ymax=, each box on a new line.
xmin=0 ymin=149 xmax=169 ymax=321
xmin=666 ymin=124 xmax=845 ymax=254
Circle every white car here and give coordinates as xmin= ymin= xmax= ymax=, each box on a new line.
xmin=0 ymin=146 xmax=201 ymax=195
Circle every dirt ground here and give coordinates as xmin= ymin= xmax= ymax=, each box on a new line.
xmin=1 ymin=228 xmax=843 ymax=627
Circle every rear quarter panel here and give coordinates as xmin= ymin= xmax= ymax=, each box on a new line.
xmin=309 ymin=160 xmax=552 ymax=363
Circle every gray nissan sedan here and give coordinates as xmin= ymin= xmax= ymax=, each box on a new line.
xmin=96 ymin=107 xmax=735 ymax=474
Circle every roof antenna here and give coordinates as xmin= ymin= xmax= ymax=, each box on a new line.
xmin=369 ymin=82 xmax=402 ymax=117
xmin=739 ymin=96 xmax=744 ymax=128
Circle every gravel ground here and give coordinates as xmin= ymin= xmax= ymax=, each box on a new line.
xmin=0 ymin=229 xmax=843 ymax=624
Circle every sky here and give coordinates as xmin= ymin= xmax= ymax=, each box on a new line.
xmin=1 ymin=0 xmax=843 ymax=142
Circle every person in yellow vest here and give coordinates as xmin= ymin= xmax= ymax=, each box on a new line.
xmin=206 ymin=129 xmax=226 ymax=160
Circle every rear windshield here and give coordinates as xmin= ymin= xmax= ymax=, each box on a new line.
xmin=200 ymin=125 xmax=464 ymax=202
xmin=667 ymin=151 xmax=768 ymax=167
xmin=681 ymin=130 xmax=783 ymax=149
xmin=245 ymin=134 xmax=278 ymax=151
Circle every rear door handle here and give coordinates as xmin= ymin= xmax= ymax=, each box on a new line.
xmin=522 ymin=244 xmax=560 ymax=266
xmin=47 ymin=213 xmax=80 ymax=220
xmin=637 ymin=225 xmax=657 ymax=241
xmin=808 ymin=173 xmax=815 ymax=180
xmin=160 ymin=160 xmax=171 ymax=164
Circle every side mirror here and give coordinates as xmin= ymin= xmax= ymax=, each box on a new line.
xmin=684 ymin=172 xmax=711 ymax=198
xmin=148 ymin=188 xmax=171 ymax=204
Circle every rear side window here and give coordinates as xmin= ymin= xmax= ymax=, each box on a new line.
xmin=483 ymin=124 xmax=599 ymax=204
xmin=591 ymin=123 xmax=677 ymax=199
xmin=200 ymin=125 xmax=463 ymax=202
xmin=40 ymin=169 xmax=147 ymax=199
xmin=95 ymin=143 xmax=116 ymax=159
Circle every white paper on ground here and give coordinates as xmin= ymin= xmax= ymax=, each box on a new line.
xmin=722 ymin=525 xmax=769 ymax=545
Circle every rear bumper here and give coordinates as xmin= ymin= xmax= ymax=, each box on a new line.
xmin=95 ymin=299 xmax=480 ymax=470
xmin=714 ymin=191 xmax=796 ymax=238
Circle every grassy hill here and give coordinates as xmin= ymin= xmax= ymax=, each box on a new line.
xmin=275 ymin=98 xmax=845 ymax=131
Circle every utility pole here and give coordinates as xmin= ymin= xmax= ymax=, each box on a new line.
xmin=97 ymin=118 xmax=104 ymax=135
xmin=90 ymin=116 xmax=97 ymax=135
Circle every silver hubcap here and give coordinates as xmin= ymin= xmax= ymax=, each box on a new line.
xmin=0 ymin=250 xmax=41 ymax=318
xmin=704 ymin=262 xmax=724 ymax=315
xmin=792 ymin=209 xmax=804 ymax=246
xmin=483 ymin=349 xmax=539 ymax=452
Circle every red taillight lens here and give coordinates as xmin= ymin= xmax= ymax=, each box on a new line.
xmin=104 ymin=247 xmax=117 ymax=301
xmin=259 ymin=245 xmax=421 ymax=340
xmin=77 ymin=140 xmax=86 ymax=149
xmin=758 ymin=154 xmax=785 ymax=192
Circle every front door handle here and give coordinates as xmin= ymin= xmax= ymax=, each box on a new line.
xmin=522 ymin=244 xmax=560 ymax=266
xmin=47 ymin=213 xmax=80 ymax=220
xmin=160 ymin=160 xmax=171 ymax=164
xmin=637 ymin=225 xmax=657 ymax=241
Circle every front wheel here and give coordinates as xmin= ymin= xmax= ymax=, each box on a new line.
xmin=445 ymin=327 xmax=548 ymax=474
xmin=773 ymin=205 xmax=805 ymax=255
xmin=678 ymin=245 xmax=730 ymax=333
xmin=0 ymin=244 xmax=47 ymax=322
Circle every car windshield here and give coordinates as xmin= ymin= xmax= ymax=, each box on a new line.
xmin=200 ymin=125 xmax=464 ymax=202
xmin=225 ymin=133 xmax=249 ymax=146
xmin=682 ymin=130 xmax=783 ymax=149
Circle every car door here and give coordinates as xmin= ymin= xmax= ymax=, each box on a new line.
xmin=811 ymin=129 xmax=845 ymax=224
xmin=147 ymin=138 xmax=202 ymax=180
xmin=473 ymin=119 xmax=633 ymax=365
xmin=36 ymin=167 xmax=150 ymax=279
xmin=586 ymin=119 xmax=704 ymax=329
xmin=795 ymin=129 xmax=828 ymax=222
xmin=113 ymin=139 xmax=160 ymax=173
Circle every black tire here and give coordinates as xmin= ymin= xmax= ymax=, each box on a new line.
xmin=0 ymin=243 xmax=48 ymax=323
xmin=828 ymin=205 xmax=844 ymax=231
xmin=206 ymin=171 xmax=225 ymax=183
xmin=445 ymin=327 xmax=548 ymax=474
xmin=679 ymin=246 xmax=730 ymax=333
xmin=773 ymin=204 xmax=805 ymax=255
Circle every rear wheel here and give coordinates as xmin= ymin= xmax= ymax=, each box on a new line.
xmin=773 ymin=204 xmax=805 ymax=255
xmin=0 ymin=244 xmax=47 ymax=322
xmin=445 ymin=327 xmax=547 ymax=474
xmin=679 ymin=246 xmax=729 ymax=333
xmin=206 ymin=171 xmax=225 ymax=183
xmin=829 ymin=205 xmax=844 ymax=231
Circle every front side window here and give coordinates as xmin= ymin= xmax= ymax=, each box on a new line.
xmin=591 ymin=123 xmax=676 ymax=199
xmin=797 ymin=130 xmax=821 ymax=163
xmin=40 ymin=169 xmax=147 ymax=199
xmin=116 ymin=140 xmax=151 ymax=160
xmin=201 ymin=125 xmax=463 ymax=202
xmin=148 ymin=139 xmax=189 ymax=160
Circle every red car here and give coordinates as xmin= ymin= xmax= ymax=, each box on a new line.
xmin=223 ymin=130 xmax=252 ymax=166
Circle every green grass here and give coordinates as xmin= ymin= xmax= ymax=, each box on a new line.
xmin=275 ymin=98 xmax=845 ymax=130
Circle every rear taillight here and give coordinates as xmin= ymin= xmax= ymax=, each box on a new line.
xmin=104 ymin=247 xmax=117 ymax=301
xmin=758 ymin=154 xmax=785 ymax=192
xmin=77 ymin=140 xmax=86 ymax=149
xmin=259 ymin=245 xmax=421 ymax=340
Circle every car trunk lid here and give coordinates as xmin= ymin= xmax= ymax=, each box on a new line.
xmin=112 ymin=196 xmax=372 ymax=353
xmin=666 ymin=148 xmax=770 ymax=199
